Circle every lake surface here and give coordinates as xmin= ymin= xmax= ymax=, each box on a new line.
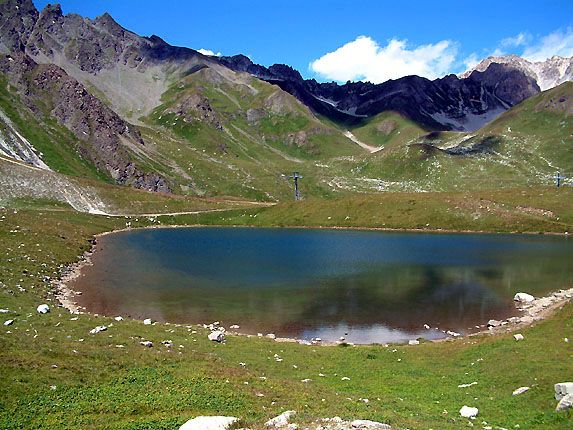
xmin=71 ymin=227 xmax=573 ymax=344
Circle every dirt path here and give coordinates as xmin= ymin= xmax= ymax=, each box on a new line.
xmin=343 ymin=130 xmax=383 ymax=153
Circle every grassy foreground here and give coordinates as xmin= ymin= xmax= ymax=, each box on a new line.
xmin=1 ymin=190 xmax=572 ymax=429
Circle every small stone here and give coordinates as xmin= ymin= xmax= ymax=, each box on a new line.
xmin=208 ymin=330 xmax=225 ymax=342
xmin=114 ymin=316 xmax=123 ymax=321
xmin=36 ymin=304 xmax=50 ymax=314
xmin=143 ymin=318 xmax=153 ymax=325
xmin=556 ymin=394 xmax=573 ymax=412
xmin=487 ymin=319 xmax=501 ymax=328
xmin=513 ymin=333 xmax=524 ymax=341
xmin=266 ymin=333 xmax=276 ymax=339
xmin=555 ymin=382 xmax=573 ymax=400
xmin=514 ymin=292 xmax=535 ymax=303
xmin=179 ymin=416 xmax=238 ymax=430
xmin=512 ymin=386 xmax=530 ymax=396
xmin=423 ymin=324 xmax=430 ymax=329
xmin=89 ymin=325 xmax=107 ymax=334
xmin=140 ymin=341 xmax=153 ymax=347
xmin=350 ymin=419 xmax=391 ymax=429
xmin=230 ymin=324 xmax=240 ymax=329
xmin=459 ymin=405 xmax=479 ymax=418
xmin=265 ymin=410 xmax=296 ymax=428
xmin=0 ymin=309 xmax=10 ymax=313
xmin=4 ymin=319 xmax=14 ymax=326
xmin=408 ymin=340 xmax=419 ymax=345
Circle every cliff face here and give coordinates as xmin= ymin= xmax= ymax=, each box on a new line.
xmin=0 ymin=0 xmax=170 ymax=192
xmin=461 ymin=54 xmax=573 ymax=91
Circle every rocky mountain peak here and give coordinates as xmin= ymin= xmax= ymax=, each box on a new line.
xmin=0 ymin=0 xmax=39 ymax=52
xmin=462 ymin=54 xmax=573 ymax=91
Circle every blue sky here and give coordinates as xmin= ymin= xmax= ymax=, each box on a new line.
xmin=33 ymin=0 xmax=573 ymax=83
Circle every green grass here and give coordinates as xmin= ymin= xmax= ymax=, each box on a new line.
xmin=0 ymin=204 xmax=572 ymax=429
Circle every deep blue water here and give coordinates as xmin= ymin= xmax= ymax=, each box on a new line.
xmin=72 ymin=227 xmax=573 ymax=344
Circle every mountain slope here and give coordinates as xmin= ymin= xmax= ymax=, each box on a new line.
xmin=220 ymin=55 xmax=541 ymax=132
xmin=461 ymin=54 xmax=573 ymax=91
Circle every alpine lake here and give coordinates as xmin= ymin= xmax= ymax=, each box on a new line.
xmin=69 ymin=227 xmax=573 ymax=344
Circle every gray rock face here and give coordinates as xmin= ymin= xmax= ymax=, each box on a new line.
xmin=0 ymin=52 xmax=169 ymax=192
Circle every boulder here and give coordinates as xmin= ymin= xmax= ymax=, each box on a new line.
xmin=37 ymin=304 xmax=50 ymax=314
xmin=408 ymin=340 xmax=419 ymax=345
xmin=487 ymin=319 xmax=501 ymax=328
xmin=143 ymin=318 xmax=153 ymax=325
xmin=555 ymin=382 xmax=573 ymax=400
xmin=513 ymin=334 xmax=524 ymax=341
xmin=265 ymin=410 xmax=296 ymax=428
xmin=4 ymin=319 xmax=14 ymax=326
xmin=459 ymin=405 xmax=478 ymax=418
xmin=179 ymin=416 xmax=238 ymax=430
xmin=556 ymin=394 xmax=573 ymax=412
xmin=140 ymin=341 xmax=153 ymax=347
xmin=114 ymin=316 xmax=123 ymax=321
xmin=208 ymin=330 xmax=225 ymax=342
xmin=514 ymin=292 xmax=535 ymax=303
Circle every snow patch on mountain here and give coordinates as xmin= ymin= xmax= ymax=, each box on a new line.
xmin=0 ymin=107 xmax=51 ymax=170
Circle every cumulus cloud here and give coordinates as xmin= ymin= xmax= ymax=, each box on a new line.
xmin=522 ymin=27 xmax=573 ymax=61
xmin=309 ymin=35 xmax=457 ymax=83
xmin=462 ymin=53 xmax=480 ymax=71
xmin=197 ymin=48 xmax=222 ymax=57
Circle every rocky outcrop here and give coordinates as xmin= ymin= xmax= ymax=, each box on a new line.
xmin=461 ymin=54 xmax=573 ymax=91
xmin=0 ymin=52 xmax=169 ymax=192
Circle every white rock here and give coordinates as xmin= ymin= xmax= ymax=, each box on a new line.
xmin=179 ymin=416 xmax=238 ymax=430
xmin=140 ymin=341 xmax=153 ymax=347
xmin=513 ymin=333 xmax=524 ymax=341
xmin=555 ymin=382 xmax=573 ymax=400
xmin=458 ymin=382 xmax=477 ymax=388
xmin=265 ymin=410 xmax=296 ymax=428
xmin=556 ymin=394 xmax=573 ymax=412
xmin=514 ymin=292 xmax=535 ymax=303
xmin=408 ymin=340 xmax=419 ymax=345
xmin=114 ymin=316 xmax=123 ymax=321
xmin=487 ymin=319 xmax=501 ymax=327
xmin=350 ymin=419 xmax=392 ymax=429
xmin=143 ymin=318 xmax=153 ymax=325
xmin=4 ymin=319 xmax=14 ymax=326
xmin=89 ymin=325 xmax=107 ymax=334
xmin=512 ymin=386 xmax=530 ymax=396
xmin=230 ymin=324 xmax=240 ymax=329
xmin=459 ymin=405 xmax=479 ymax=418
xmin=208 ymin=330 xmax=225 ymax=342
xmin=423 ymin=324 xmax=430 ymax=329
xmin=446 ymin=330 xmax=461 ymax=337
xmin=36 ymin=304 xmax=50 ymax=314
xmin=0 ymin=309 xmax=10 ymax=313
xmin=266 ymin=333 xmax=276 ymax=339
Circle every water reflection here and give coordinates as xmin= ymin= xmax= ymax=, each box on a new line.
xmin=70 ymin=228 xmax=573 ymax=344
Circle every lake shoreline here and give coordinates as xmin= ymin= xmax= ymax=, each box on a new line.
xmin=55 ymin=223 xmax=573 ymax=345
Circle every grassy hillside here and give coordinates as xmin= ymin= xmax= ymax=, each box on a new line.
xmin=350 ymin=111 xmax=428 ymax=150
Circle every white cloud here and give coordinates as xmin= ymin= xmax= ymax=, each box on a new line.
xmin=309 ymin=35 xmax=457 ymax=84
xmin=522 ymin=27 xmax=573 ymax=61
xmin=462 ymin=53 xmax=480 ymax=70
xmin=500 ymin=32 xmax=530 ymax=48
xmin=197 ymin=48 xmax=222 ymax=57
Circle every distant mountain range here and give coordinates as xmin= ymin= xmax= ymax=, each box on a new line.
xmin=0 ymin=0 xmax=571 ymax=203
